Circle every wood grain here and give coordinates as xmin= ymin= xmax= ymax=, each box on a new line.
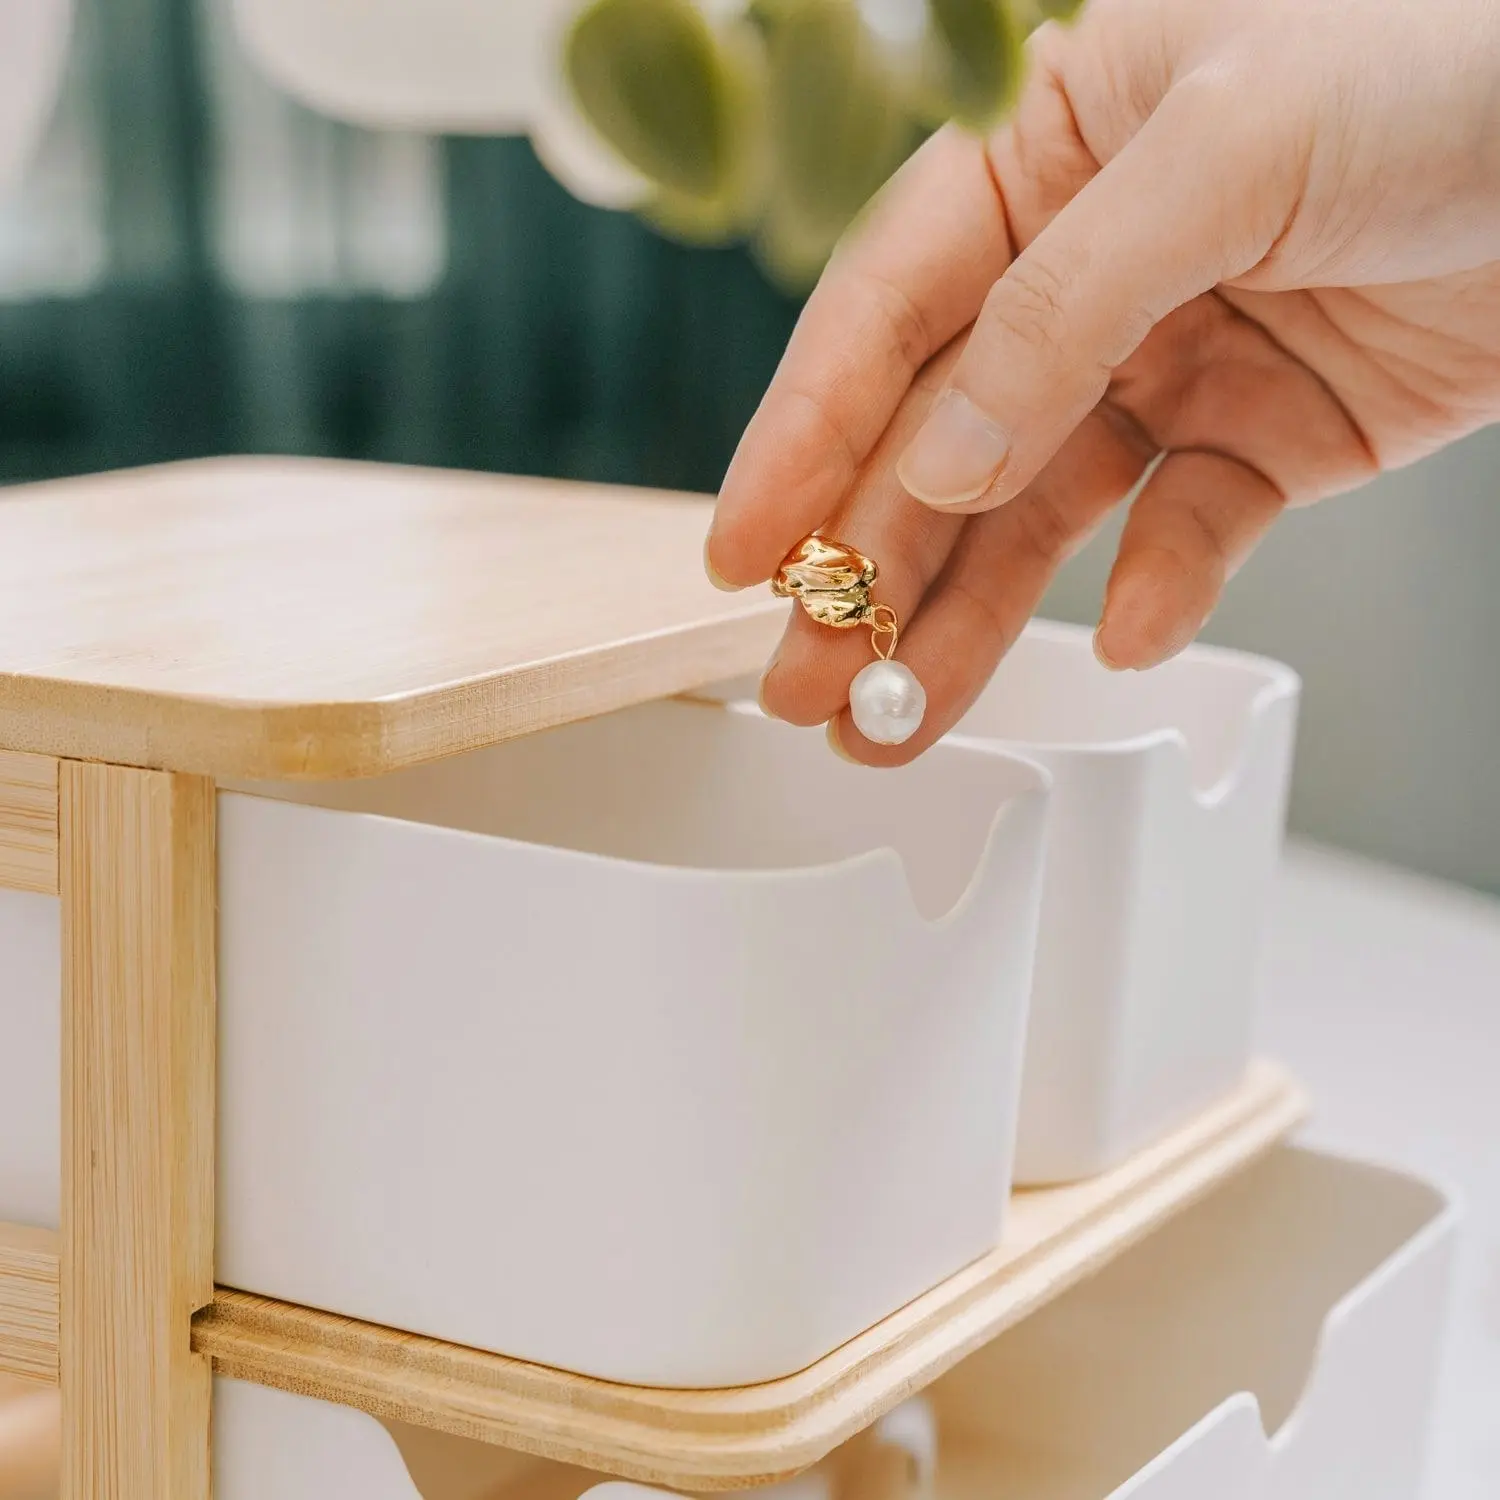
xmin=0 ymin=751 xmax=57 ymax=894
xmin=0 ymin=459 xmax=785 ymax=780
xmin=60 ymin=764 xmax=216 ymax=1500
xmin=192 ymin=1064 xmax=1306 ymax=1492
xmin=0 ymin=1224 xmax=59 ymax=1384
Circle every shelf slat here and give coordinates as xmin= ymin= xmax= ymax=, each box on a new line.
xmin=0 ymin=751 xmax=58 ymax=895
xmin=0 ymin=1224 xmax=58 ymax=1385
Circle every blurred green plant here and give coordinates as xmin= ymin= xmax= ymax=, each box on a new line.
xmin=755 ymin=0 xmax=918 ymax=287
xmin=561 ymin=0 xmax=1088 ymax=290
xmin=921 ymin=0 xmax=1026 ymax=129
xmin=564 ymin=0 xmax=766 ymax=241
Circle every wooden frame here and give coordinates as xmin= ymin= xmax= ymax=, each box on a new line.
xmin=59 ymin=765 xmax=216 ymax=1500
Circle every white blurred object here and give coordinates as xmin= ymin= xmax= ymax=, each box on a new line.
xmin=214 ymin=1380 xmax=422 ymax=1500
xmin=857 ymin=0 xmax=926 ymax=48
xmin=527 ymin=78 xmax=649 ymax=212
xmin=228 ymin=0 xmax=700 ymax=210
xmin=231 ymin=0 xmax=560 ymax=131
xmin=231 ymin=0 xmax=747 ymax=132
xmin=0 ymin=0 xmax=74 ymax=192
xmin=0 ymin=0 xmax=104 ymax=301
xmin=872 ymin=1396 xmax=939 ymax=1494
xmin=203 ymin=0 xmax=447 ymax=297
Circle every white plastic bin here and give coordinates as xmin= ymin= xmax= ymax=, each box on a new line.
xmin=0 ymin=698 xmax=1049 ymax=1388
xmin=206 ymin=1147 xmax=1456 ymax=1500
xmin=950 ymin=619 xmax=1299 ymax=1184
xmin=924 ymin=1146 xmax=1455 ymax=1500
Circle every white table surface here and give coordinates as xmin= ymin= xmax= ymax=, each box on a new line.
xmin=1259 ymin=842 xmax=1500 ymax=1500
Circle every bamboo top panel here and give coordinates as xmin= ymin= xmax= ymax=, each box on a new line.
xmin=0 ymin=459 xmax=784 ymax=779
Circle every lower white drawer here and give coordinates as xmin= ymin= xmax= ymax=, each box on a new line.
xmin=923 ymin=1146 xmax=1455 ymax=1500
xmin=210 ymin=1145 xmax=1457 ymax=1500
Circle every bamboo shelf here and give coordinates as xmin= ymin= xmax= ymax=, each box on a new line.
xmin=0 ymin=460 xmax=1308 ymax=1499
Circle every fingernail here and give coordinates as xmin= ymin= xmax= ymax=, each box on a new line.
xmin=1098 ymin=571 xmax=1199 ymax=672
xmin=703 ymin=534 xmax=744 ymax=592
xmin=825 ymin=718 xmax=861 ymax=764
xmin=897 ymin=389 xmax=1010 ymax=507
xmin=1093 ymin=626 xmax=1125 ymax=672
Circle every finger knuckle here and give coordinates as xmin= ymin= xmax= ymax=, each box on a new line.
xmin=779 ymin=387 xmax=860 ymax=494
xmin=848 ymin=268 xmax=933 ymax=381
xmin=950 ymin=578 xmax=1016 ymax=654
xmin=983 ymin=254 xmax=1074 ymax=352
xmin=1187 ymin=500 xmax=1232 ymax=568
xmin=1014 ymin=492 xmax=1080 ymax=566
xmin=1186 ymin=477 xmax=1283 ymax=575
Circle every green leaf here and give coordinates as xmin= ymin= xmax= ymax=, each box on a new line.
xmin=752 ymin=197 xmax=844 ymax=294
xmin=565 ymin=0 xmax=731 ymax=200
xmin=638 ymin=17 xmax=771 ymax=246
xmin=743 ymin=0 xmax=807 ymax=31
xmin=764 ymin=0 xmax=916 ymax=244
xmin=646 ymin=179 xmax=754 ymax=245
xmin=925 ymin=0 xmax=1025 ymax=128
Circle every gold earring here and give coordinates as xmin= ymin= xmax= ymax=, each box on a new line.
xmin=772 ymin=535 xmax=925 ymax=746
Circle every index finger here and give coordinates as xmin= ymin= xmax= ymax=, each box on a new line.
xmin=706 ymin=124 xmax=1013 ymax=587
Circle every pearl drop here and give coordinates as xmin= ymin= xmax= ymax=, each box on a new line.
xmin=849 ymin=659 xmax=926 ymax=746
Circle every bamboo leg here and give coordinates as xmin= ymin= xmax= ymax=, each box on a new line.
xmin=60 ymin=765 xmax=215 ymax=1500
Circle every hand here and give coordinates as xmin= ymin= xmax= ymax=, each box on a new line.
xmin=705 ymin=0 xmax=1500 ymax=763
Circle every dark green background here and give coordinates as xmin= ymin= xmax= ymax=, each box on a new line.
xmin=10 ymin=0 xmax=1500 ymax=896
xmin=0 ymin=0 xmax=800 ymax=492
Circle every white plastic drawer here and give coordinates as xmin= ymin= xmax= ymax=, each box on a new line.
xmin=0 ymin=698 xmax=1050 ymax=1389
xmin=950 ymin=619 xmax=1300 ymax=1184
xmin=924 ymin=1146 xmax=1454 ymax=1500
xmin=205 ymin=1147 xmax=1455 ymax=1500
xmin=693 ymin=621 xmax=1300 ymax=1188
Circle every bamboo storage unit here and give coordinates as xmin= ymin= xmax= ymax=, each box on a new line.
xmin=0 ymin=457 xmax=1310 ymax=1499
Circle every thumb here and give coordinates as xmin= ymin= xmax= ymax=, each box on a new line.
xmin=896 ymin=73 xmax=1298 ymax=511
